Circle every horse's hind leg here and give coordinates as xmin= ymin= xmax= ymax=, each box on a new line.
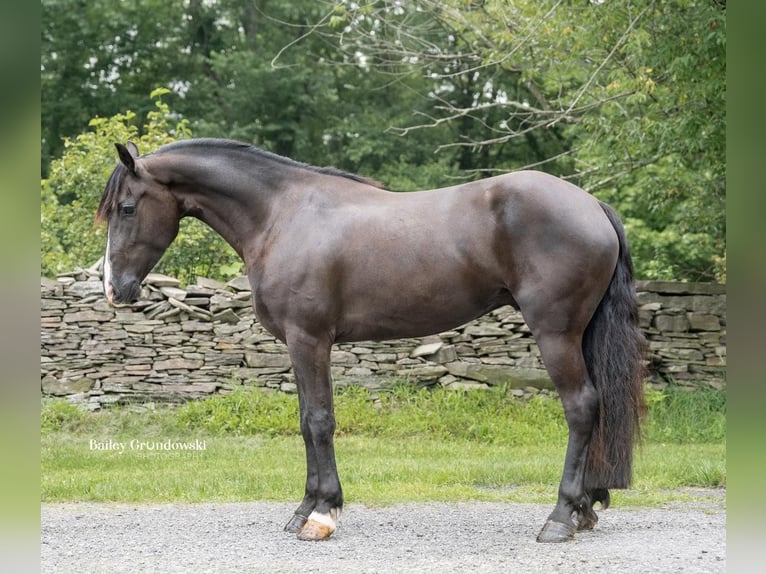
xmin=531 ymin=330 xmax=600 ymax=543
xmin=284 ymin=330 xmax=343 ymax=541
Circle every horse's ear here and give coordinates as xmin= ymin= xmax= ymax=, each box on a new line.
xmin=115 ymin=142 xmax=138 ymax=174
xmin=126 ymin=141 xmax=140 ymax=158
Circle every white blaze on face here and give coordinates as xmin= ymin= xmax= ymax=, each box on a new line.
xmin=103 ymin=228 xmax=114 ymax=302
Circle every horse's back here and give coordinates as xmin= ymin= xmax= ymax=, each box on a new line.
xmin=453 ymin=170 xmax=612 ymax=238
xmin=419 ymin=170 xmax=618 ymax=274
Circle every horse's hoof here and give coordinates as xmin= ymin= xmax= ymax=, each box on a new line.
xmin=576 ymin=508 xmax=599 ymax=531
xmin=284 ymin=513 xmax=308 ymax=533
xmin=296 ymin=511 xmax=338 ymax=541
xmin=536 ymin=519 xmax=576 ymax=543
xmin=575 ymin=499 xmax=600 ymax=531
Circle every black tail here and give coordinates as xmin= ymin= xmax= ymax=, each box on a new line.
xmin=582 ymin=202 xmax=647 ymax=490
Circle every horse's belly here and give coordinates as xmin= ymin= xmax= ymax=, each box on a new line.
xmin=335 ymin=284 xmax=514 ymax=343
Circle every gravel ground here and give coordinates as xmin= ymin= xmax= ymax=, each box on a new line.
xmin=41 ymin=493 xmax=726 ymax=574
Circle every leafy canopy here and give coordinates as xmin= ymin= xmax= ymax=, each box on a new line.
xmin=41 ymin=0 xmax=725 ymax=282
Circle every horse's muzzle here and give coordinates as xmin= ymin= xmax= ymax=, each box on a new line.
xmin=104 ymin=279 xmax=140 ymax=307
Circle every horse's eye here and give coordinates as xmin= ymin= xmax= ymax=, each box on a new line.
xmin=121 ymin=204 xmax=136 ymax=216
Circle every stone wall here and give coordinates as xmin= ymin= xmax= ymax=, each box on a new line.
xmin=635 ymin=280 xmax=726 ymax=386
xmin=40 ymin=267 xmax=726 ymax=409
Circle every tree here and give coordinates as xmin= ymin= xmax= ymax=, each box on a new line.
xmin=41 ymin=0 xmax=194 ymax=174
xmin=41 ymin=0 xmax=726 ymax=281
xmin=314 ymin=0 xmax=726 ymax=280
xmin=567 ymin=1 xmax=726 ymax=281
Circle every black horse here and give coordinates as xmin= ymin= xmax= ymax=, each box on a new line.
xmin=97 ymin=138 xmax=646 ymax=542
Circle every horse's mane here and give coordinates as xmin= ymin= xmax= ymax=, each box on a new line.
xmin=157 ymin=139 xmax=383 ymax=188
xmin=95 ymin=162 xmax=128 ymax=224
xmin=95 ymin=139 xmax=383 ymax=224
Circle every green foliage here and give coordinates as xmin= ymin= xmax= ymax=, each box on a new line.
xmin=40 ymin=91 xmax=241 ymax=284
xmin=644 ymin=385 xmax=726 ymax=444
xmin=169 ymin=383 xmax=724 ymax=445
xmin=176 ymin=389 xmax=300 ymax=437
xmin=172 ymin=384 xmax=569 ymax=445
xmin=569 ymin=1 xmax=726 ymax=281
xmin=41 ymin=0 xmax=726 ymax=282
xmin=622 ymin=217 xmax=722 ymax=281
xmin=40 ymin=400 xmax=87 ymax=433
xmin=321 ymin=0 xmax=726 ymax=281
xmin=41 ymin=0 xmax=212 ymax=173
xmin=42 ymin=383 xmax=726 ymax=446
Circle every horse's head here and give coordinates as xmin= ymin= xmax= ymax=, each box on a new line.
xmin=96 ymin=142 xmax=180 ymax=306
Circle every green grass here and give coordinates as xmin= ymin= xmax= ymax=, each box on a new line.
xmin=173 ymin=383 xmax=572 ymax=444
xmin=41 ymin=384 xmax=726 ymax=506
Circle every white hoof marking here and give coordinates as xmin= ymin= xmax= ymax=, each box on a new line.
xmin=307 ymin=509 xmax=340 ymax=531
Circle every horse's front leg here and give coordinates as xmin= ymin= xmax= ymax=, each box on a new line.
xmin=284 ymin=330 xmax=343 ymax=541
xmin=283 ymin=388 xmax=320 ymax=534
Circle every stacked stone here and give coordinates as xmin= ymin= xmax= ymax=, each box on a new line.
xmin=636 ymin=280 xmax=726 ymax=389
xmin=41 ymin=269 xmax=262 ymax=409
xmin=40 ymin=268 xmax=726 ymax=408
xmin=386 ymin=307 xmax=551 ymax=394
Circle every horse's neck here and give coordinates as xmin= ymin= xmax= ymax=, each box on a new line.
xmin=145 ymin=150 xmax=286 ymax=262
